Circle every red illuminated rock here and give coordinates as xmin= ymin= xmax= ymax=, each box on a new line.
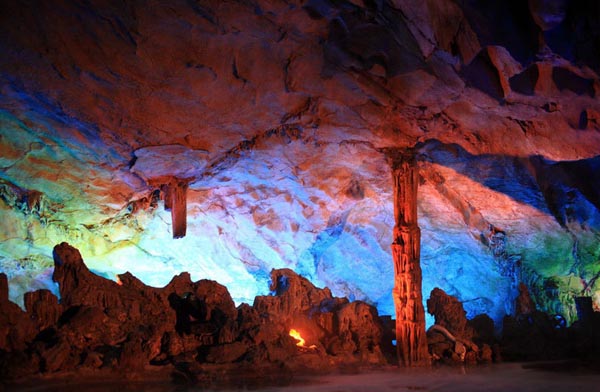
xmin=515 ymin=282 xmax=536 ymax=317
xmin=426 ymin=287 xmax=496 ymax=364
xmin=335 ymin=301 xmax=386 ymax=363
xmin=254 ymin=268 xmax=387 ymax=364
xmin=0 ymin=274 xmax=36 ymax=351
xmin=52 ymin=242 xmax=128 ymax=309
xmin=24 ymin=289 xmax=62 ymax=331
xmin=389 ymin=150 xmax=429 ymax=367
xmin=254 ymin=268 xmax=336 ymax=321
xmin=427 ymin=287 xmax=473 ymax=340
xmin=1 ymin=243 xmax=391 ymax=383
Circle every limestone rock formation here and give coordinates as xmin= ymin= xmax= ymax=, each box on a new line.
xmin=0 ymin=242 xmax=388 ymax=383
xmin=0 ymin=0 xmax=599 ymax=361
xmin=389 ymin=150 xmax=429 ymax=366
xmin=427 ymin=287 xmax=474 ymax=341
xmin=24 ymin=289 xmax=62 ymax=332
xmin=0 ymin=273 xmax=35 ymax=352
xmin=254 ymin=268 xmax=387 ymax=364
xmin=426 ymin=287 xmax=494 ymax=364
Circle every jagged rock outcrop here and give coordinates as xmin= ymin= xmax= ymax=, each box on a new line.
xmin=0 ymin=243 xmax=389 ymax=384
xmin=24 ymin=289 xmax=62 ymax=331
xmin=254 ymin=268 xmax=338 ymax=319
xmin=52 ymin=242 xmax=129 ymax=309
xmin=254 ymin=268 xmax=387 ymax=364
xmin=427 ymin=287 xmax=474 ymax=341
xmin=426 ymin=287 xmax=495 ymax=364
xmin=0 ymin=273 xmax=35 ymax=352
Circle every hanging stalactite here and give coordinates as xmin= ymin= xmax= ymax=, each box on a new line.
xmin=156 ymin=177 xmax=191 ymax=239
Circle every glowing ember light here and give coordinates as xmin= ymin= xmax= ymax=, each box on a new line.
xmin=289 ymin=328 xmax=305 ymax=346
xmin=116 ymin=275 xmax=123 ymax=286
xmin=289 ymin=329 xmax=316 ymax=349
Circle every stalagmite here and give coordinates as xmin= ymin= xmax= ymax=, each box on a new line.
xmin=389 ymin=150 xmax=429 ymax=367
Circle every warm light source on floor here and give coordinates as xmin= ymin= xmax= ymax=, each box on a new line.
xmin=289 ymin=329 xmax=316 ymax=349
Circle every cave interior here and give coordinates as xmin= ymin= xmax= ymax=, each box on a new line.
xmin=1 ymin=0 xmax=600 ymax=384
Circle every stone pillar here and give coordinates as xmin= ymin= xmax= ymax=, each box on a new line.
xmin=390 ymin=151 xmax=429 ymax=367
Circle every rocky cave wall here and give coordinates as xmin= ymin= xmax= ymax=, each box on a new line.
xmin=1 ymin=0 xmax=600 ymax=328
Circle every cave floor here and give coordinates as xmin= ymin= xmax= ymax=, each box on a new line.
xmin=6 ymin=361 xmax=600 ymax=392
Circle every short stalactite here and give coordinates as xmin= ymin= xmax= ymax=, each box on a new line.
xmin=166 ymin=179 xmax=188 ymax=239
xmin=154 ymin=177 xmax=191 ymax=239
xmin=389 ymin=149 xmax=429 ymax=367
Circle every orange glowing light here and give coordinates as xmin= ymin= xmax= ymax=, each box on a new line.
xmin=289 ymin=329 xmax=316 ymax=349
xmin=116 ymin=275 xmax=123 ymax=286
xmin=289 ymin=329 xmax=305 ymax=346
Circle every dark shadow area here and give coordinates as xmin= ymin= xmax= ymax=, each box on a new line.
xmin=460 ymin=50 xmax=505 ymax=102
xmin=545 ymin=0 xmax=600 ymax=73
xmin=460 ymin=0 xmax=539 ymax=65
xmin=416 ymin=139 xmax=600 ymax=228
xmin=552 ymin=67 xmax=596 ymax=97
xmin=321 ymin=0 xmax=425 ymax=78
xmin=509 ymin=64 xmax=539 ymax=96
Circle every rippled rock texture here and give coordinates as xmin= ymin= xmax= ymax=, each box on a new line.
xmin=0 ymin=0 xmax=599 ymax=331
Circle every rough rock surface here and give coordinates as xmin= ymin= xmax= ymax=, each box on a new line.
xmin=0 ymin=242 xmax=388 ymax=382
xmin=0 ymin=0 xmax=599 ymax=337
xmin=427 ymin=287 xmax=474 ymax=341
xmin=427 ymin=287 xmax=499 ymax=365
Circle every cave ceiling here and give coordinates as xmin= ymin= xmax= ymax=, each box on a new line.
xmin=1 ymin=0 xmax=600 ymax=326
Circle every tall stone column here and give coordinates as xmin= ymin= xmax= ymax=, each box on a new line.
xmin=390 ymin=150 xmax=429 ymax=366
